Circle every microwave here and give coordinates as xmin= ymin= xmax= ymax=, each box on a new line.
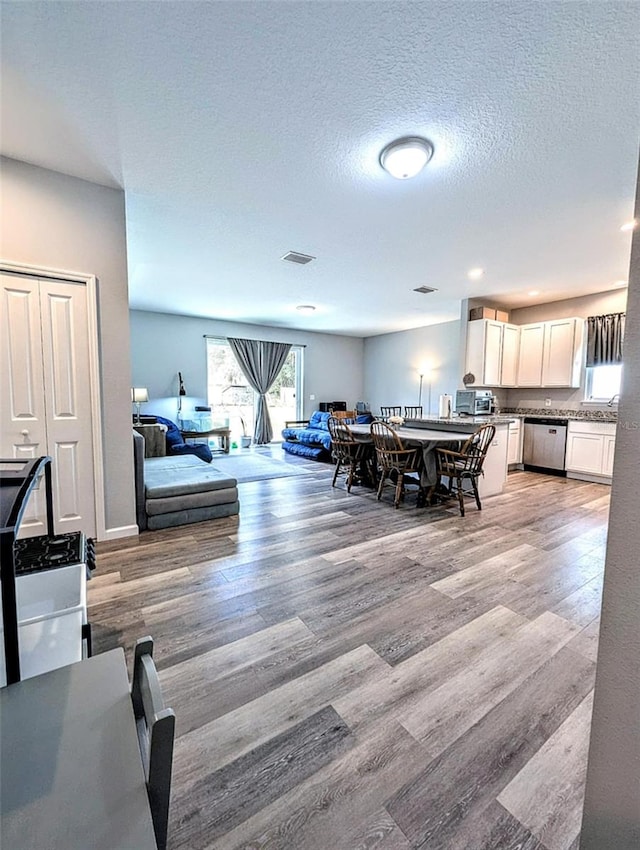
xmin=455 ymin=390 xmax=494 ymax=415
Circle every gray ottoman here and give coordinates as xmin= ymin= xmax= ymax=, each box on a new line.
xmin=133 ymin=432 xmax=239 ymax=530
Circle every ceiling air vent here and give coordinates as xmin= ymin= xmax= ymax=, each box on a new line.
xmin=281 ymin=251 xmax=316 ymax=265
xmin=413 ymin=285 xmax=438 ymax=294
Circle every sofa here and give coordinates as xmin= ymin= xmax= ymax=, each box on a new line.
xmin=133 ymin=431 xmax=239 ymax=530
xmin=281 ymin=410 xmax=374 ymax=459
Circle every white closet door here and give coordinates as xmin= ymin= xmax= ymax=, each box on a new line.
xmin=39 ymin=279 xmax=96 ymax=537
xmin=0 ymin=274 xmax=49 ymax=536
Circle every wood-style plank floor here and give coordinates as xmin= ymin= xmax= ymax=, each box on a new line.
xmin=91 ymin=447 xmax=609 ymax=850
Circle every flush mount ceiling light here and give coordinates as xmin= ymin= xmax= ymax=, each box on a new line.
xmin=296 ymin=304 xmax=316 ymax=314
xmin=528 ymin=290 xmax=540 ymax=296
xmin=467 ymin=268 xmax=484 ymax=280
xmin=379 ymin=136 xmax=434 ymax=179
xmin=620 ymin=219 xmax=638 ymax=232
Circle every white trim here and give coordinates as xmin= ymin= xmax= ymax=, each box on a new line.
xmin=102 ymin=524 xmax=139 ymax=541
xmin=0 ymin=260 xmax=107 ymax=540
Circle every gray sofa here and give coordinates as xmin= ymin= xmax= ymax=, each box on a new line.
xmin=133 ymin=431 xmax=239 ymax=530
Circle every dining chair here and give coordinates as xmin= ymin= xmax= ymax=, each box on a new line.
xmin=434 ymin=424 xmax=496 ymax=516
xmin=370 ymin=420 xmax=421 ymax=508
xmin=380 ymin=406 xmax=402 ymax=417
xmin=403 ymin=406 xmax=423 ymax=418
xmin=327 ymin=416 xmax=373 ymax=491
xmin=131 ymin=637 xmax=176 ymax=850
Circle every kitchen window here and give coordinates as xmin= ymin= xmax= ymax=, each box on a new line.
xmin=586 ymin=364 xmax=622 ymax=403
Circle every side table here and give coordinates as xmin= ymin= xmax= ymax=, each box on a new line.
xmin=181 ymin=427 xmax=231 ymax=454
xmin=133 ymin=423 xmax=166 ymax=458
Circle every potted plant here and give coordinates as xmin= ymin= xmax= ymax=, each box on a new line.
xmin=239 ymin=417 xmax=252 ymax=448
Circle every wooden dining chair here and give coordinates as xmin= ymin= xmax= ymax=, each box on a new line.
xmin=327 ymin=416 xmax=372 ymax=491
xmin=131 ymin=637 xmax=176 ymax=850
xmin=380 ymin=406 xmax=402 ymax=417
xmin=434 ymin=424 xmax=496 ymax=516
xmin=403 ymin=406 xmax=423 ymax=418
xmin=370 ymin=420 xmax=421 ymax=508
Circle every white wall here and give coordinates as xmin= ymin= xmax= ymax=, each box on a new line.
xmin=0 ymin=157 xmax=134 ymax=536
xmin=580 ymin=165 xmax=640 ymax=849
xmin=130 ymin=310 xmax=364 ymax=420
xmin=363 ymin=320 xmax=461 ymax=416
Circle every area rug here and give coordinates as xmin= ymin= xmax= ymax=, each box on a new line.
xmin=210 ymin=451 xmax=313 ymax=483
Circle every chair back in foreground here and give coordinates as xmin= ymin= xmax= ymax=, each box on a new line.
xmin=132 ymin=637 xmax=176 ymax=850
xmin=435 ymin=423 xmax=496 ymax=516
xmin=404 ymin=406 xmax=423 ymax=418
xmin=370 ymin=420 xmax=420 ymax=508
xmin=380 ymin=406 xmax=402 ymax=417
xmin=328 ymin=416 xmax=371 ymax=491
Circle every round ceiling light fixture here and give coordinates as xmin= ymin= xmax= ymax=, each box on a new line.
xmin=620 ymin=219 xmax=637 ymax=232
xmin=467 ymin=267 xmax=484 ymax=280
xmin=296 ymin=304 xmax=316 ymax=314
xmin=379 ymin=136 xmax=434 ymax=179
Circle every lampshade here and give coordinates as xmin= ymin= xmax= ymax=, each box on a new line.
xmin=131 ymin=387 xmax=149 ymax=404
xmin=379 ymin=136 xmax=434 ymax=179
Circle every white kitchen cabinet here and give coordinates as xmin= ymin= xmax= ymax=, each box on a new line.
xmin=501 ymin=324 xmax=520 ymax=386
xmin=602 ymin=434 xmax=617 ymax=477
xmin=516 ymin=323 xmax=545 ymax=386
xmin=542 ymin=318 xmax=583 ymax=387
xmin=516 ymin=318 xmax=583 ymax=388
xmin=566 ymin=421 xmax=616 ymax=482
xmin=466 ymin=320 xmax=520 ymax=387
xmin=507 ymin=419 xmax=522 ymax=465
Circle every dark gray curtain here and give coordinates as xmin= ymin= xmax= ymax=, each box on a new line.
xmin=586 ymin=313 xmax=626 ymax=367
xmin=228 ymin=338 xmax=292 ymax=443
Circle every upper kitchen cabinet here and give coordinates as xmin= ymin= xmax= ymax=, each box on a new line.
xmin=466 ymin=319 xmax=520 ymax=387
xmin=516 ymin=318 xmax=584 ymax=388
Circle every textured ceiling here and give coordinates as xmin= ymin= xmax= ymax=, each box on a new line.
xmin=1 ymin=1 xmax=639 ymax=336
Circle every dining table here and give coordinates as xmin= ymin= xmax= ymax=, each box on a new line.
xmin=348 ymin=422 xmax=473 ymax=489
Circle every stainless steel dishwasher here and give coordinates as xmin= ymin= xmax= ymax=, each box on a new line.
xmin=523 ymin=417 xmax=568 ymax=474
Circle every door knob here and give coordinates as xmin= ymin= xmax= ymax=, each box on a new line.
xmin=21 ymin=429 xmax=30 ymax=437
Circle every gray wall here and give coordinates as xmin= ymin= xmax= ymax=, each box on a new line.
xmin=505 ymin=289 xmax=628 ymax=411
xmin=130 ymin=309 xmax=364 ymax=420
xmin=580 ymin=165 xmax=640 ymax=848
xmin=0 ymin=157 xmax=134 ymax=536
xmin=363 ymin=320 xmax=462 ymax=416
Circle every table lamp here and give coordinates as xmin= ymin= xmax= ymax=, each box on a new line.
xmin=131 ymin=387 xmax=149 ymax=424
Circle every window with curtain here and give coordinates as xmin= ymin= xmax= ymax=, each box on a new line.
xmin=585 ymin=313 xmax=625 ymax=402
xmin=206 ymin=338 xmax=303 ymax=443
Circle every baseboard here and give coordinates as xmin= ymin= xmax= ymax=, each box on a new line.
xmin=100 ymin=524 xmax=139 ymax=541
xmin=566 ymin=471 xmax=613 ymax=485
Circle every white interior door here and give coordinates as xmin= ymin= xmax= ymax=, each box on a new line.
xmin=0 ymin=273 xmax=96 ymax=538
xmin=39 ymin=280 xmax=96 ymax=536
xmin=0 ymin=274 xmax=49 ymax=536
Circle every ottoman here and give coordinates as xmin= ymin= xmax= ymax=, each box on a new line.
xmin=133 ymin=432 xmax=239 ymax=530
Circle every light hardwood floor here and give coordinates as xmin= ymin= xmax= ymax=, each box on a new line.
xmin=91 ymin=447 xmax=608 ymax=850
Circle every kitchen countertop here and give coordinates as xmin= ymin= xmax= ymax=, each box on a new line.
xmin=403 ymin=415 xmax=514 ymax=430
xmin=498 ymin=409 xmax=618 ymax=423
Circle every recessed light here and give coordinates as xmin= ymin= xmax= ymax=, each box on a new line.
xmin=379 ymin=136 xmax=434 ymax=179
xmin=296 ymin=304 xmax=316 ymax=314
xmin=613 ymin=280 xmax=628 ymax=287
xmin=620 ymin=219 xmax=637 ymax=232
xmin=467 ymin=268 xmax=484 ymax=280
xmin=528 ymin=290 xmax=540 ymax=296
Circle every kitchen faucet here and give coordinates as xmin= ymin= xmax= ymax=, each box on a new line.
xmin=607 ymin=393 xmax=620 ymax=407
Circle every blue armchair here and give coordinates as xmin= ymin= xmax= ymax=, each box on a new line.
xmin=154 ymin=416 xmax=213 ymax=463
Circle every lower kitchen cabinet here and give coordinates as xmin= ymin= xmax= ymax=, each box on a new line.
xmin=507 ymin=419 xmax=522 ymax=466
xmin=565 ymin=421 xmax=616 ymax=483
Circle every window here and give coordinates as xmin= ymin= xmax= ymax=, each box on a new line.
xmin=206 ymin=338 xmax=303 ymax=443
xmin=586 ymin=364 xmax=622 ymax=403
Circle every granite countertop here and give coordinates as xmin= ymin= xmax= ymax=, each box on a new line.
xmin=405 ymin=409 xmax=617 ymax=427
xmin=498 ymin=408 xmax=618 ymax=423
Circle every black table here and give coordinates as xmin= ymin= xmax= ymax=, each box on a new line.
xmin=0 ymin=649 xmax=156 ymax=850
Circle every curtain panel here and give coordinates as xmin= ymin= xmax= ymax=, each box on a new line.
xmin=227 ymin=338 xmax=292 ymax=444
xmin=586 ymin=313 xmax=626 ymax=367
